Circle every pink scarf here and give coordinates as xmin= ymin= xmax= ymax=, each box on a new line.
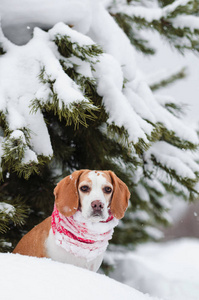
xmin=51 ymin=205 xmax=119 ymax=261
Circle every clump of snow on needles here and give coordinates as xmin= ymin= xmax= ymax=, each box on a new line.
xmin=0 ymin=202 xmax=15 ymax=216
xmin=109 ymin=0 xmax=191 ymax=23
xmin=0 ymin=0 xmax=198 ymax=162
xmin=0 ymin=253 xmax=159 ymax=300
xmin=0 ymin=22 xmax=93 ymax=163
xmin=145 ymin=141 xmax=199 ymax=180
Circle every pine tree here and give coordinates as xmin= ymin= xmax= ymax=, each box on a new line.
xmin=1 ymin=0 xmax=199 ymax=252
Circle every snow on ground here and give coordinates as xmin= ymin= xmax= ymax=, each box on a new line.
xmin=0 ymin=253 xmax=159 ymax=300
xmin=2 ymin=239 xmax=199 ymax=300
xmin=106 ymin=238 xmax=199 ymax=300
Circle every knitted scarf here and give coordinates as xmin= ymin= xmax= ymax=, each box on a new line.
xmin=51 ymin=205 xmax=119 ymax=261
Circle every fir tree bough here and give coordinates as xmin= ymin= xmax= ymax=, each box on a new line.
xmin=0 ymin=1 xmax=199 ymax=253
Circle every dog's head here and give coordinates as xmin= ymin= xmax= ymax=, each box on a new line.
xmin=54 ymin=170 xmax=130 ymax=221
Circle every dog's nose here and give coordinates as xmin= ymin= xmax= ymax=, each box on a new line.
xmin=91 ymin=200 xmax=104 ymax=212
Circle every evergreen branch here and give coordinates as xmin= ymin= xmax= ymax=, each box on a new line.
xmin=0 ymin=111 xmax=9 ymax=132
xmin=1 ymin=130 xmax=48 ymax=180
xmin=35 ymin=66 xmax=100 ymax=129
xmin=0 ymin=39 xmax=6 ymax=55
xmin=107 ymin=121 xmax=163 ymax=157
xmin=0 ymin=197 xmax=28 ymax=234
xmin=150 ymin=154 xmax=199 ymax=196
xmin=14 ymin=156 xmax=50 ymax=180
xmin=150 ymin=67 xmax=187 ymax=91
xmin=163 ymin=102 xmax=186 ymax=117
xmin=31 ymin=97 xmax=99 ymax=129
xmin=0 ymin=240 xmax=13 ymax=253
xmin=106 ymin=123 xmax=152 ymax=156
xmin=38 ymin=66 xmax=51 ymax=84
xmin=134 ymin=138 xmax=151 ymax=156
xmin=59 ymin=60 xmax=107 ymax=124
xmin=0 ymin=109 xmax=51 ymax=180
xmin=112 ymin=7 xmax=199 ymax=53
xmin=2 ymin=134 xmax=27 ymax=166
xmin=114 ymin=13 xmax=156 ymax=55
xmin=54 ymin=34 xmax=103 ymax=62
xmin=0 ymin=47 xmax=5 ymax=55
xmin=106 ymin=124 xmax=131 ymax=148
xmin=159 ymin=125 xmax=198 ymax=150
xmin=0 ymin=169 xmax=3 ymax=182
xmin=130 ymin=182 xmax=170 ymax=227
xmin=135 ymin=15 xmax=199 ymax=53
xmin=60 ymin=61 xmax=102 ymax=104
xmin=162 ymin=182 xmax=188 ymax=199
xmin=166 ymin=0 xmax=198 ymax=18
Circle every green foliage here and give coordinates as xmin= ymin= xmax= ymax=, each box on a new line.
xmin=0 ymin=198 xmax=27 ymax=234
xmin=0 ymin=42 xmax=5 ymax=55
xmin=114 ymin=13 xmax=156 ymax=55
xmin=159 ymin=125 xmax=198 ymax=150
xmin=1 ymin=126 xmax=49 ymax=179
xmin=1 ymin=1 xmax=199 ymax=253
xmin=54 ymin=34 xmax=103 ymax=61
xmin=31 ymin=67 xmax=99 ymax=128
xmin=0 ymin=47 xmax=5 ymax=55
xmin=0 ymin=194 xmax=28 ymax=252
xmin=150 ymin=67 xmax=187 ymax=91
xmin=151 ymin=154 xmax=198 ymax=195
xmin=112 ymin=1 xmax=199 ymax=54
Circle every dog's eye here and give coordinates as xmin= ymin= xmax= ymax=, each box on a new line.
xmin=80 ymin=185 xmax=90 ymax=192
xmin=103 ymin=186 xmax=112 ymax=194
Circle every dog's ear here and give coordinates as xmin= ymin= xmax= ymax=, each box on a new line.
xmin=107 ymin=171 xmax=130 ymax=219
xmin=54 ymin=170 xmax=86 ymax=217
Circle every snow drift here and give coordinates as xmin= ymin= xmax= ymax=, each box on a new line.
xmin=0 ymin=253 xmax=158 ymax=300
xmin=106 ymin=238 xmax=199 ymax=300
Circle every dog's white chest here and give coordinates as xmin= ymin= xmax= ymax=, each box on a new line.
xmin=45 ymin=229 xmax=104 ymax=272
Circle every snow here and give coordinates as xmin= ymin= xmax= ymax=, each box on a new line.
xmin=49 ymin=22 xmax=95 ymax=47
xmin=0 ymin=0 xmax=92 ymax=44
xmin=9 ymin=237 xmax=195 ymax=300
xmin=0 ymin=202 xmax=15 ymax=216
xmin=172 ymin=15 xmax=199 ymax=31
xmin=110 ymin=0 xmax=192 ymax=23
xmin=129 ymin=210 xmax=150 ymax=222
xmin=0 ymin=3 xmax=199 ymax=299
xmin=144 ymin=226 xmax=164 ymax=240
xmin=111 ymin=6 xmax=162 ymax=23
xmin=88 ymin=1 xmax=137 ymax=81
xmin=135 ymin=29 xmax=199 ymax=126
xmin=145 ymin=141 xmax=199 ymax=180
xmin=0 ymin=32 xmax=53 ymax=159
xmin=93 ymin=54 xmax=151 ymax=143
xmin=106 ymin=238 xmax=199 ymax=300
xmin=0 ymin=22 xmax=99 ymax=164
xmin=0 ymin=253 xmax=158 ymax=300
xmin=134 ymin=184 xmax=150 ymax=202
xmin=0 ymin=0 xmax=198 ymax=169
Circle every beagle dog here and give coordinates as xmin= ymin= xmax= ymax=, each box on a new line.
xmin=13 ymin=170 xmax=130 ymax=271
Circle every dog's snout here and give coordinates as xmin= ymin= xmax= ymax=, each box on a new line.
xmin=91 ymin=200 xmax=104 ymax=212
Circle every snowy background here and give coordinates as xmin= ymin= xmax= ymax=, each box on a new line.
xmin=106 ymin=238 xmax=199 ymax=300
xmin=1 ymin=1 xmax=199 ymax=300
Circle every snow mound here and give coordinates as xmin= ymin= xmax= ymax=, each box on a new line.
xmin=106 ymin=238 xmax=199 ymax=300
xmin=0 ymin=253 xmax=159 ymax=300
